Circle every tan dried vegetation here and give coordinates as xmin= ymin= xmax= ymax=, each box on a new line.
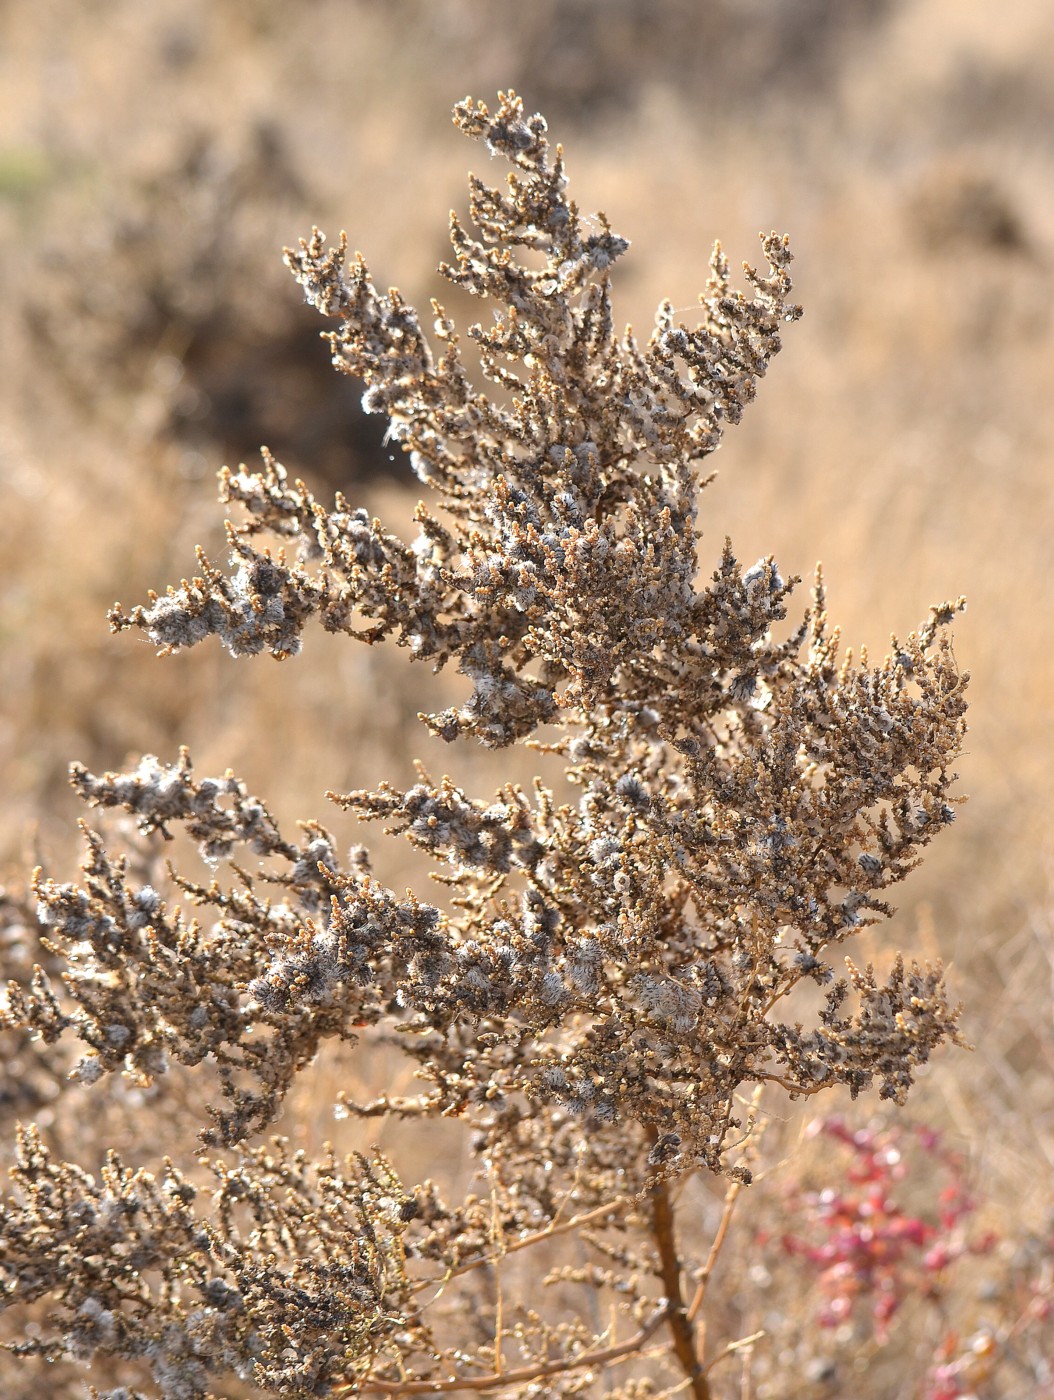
xmin=1 ymin=4 xmax=1052 ymax=1397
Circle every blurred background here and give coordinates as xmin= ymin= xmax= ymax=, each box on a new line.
xmin=1 ymin=0 xmax=1053 ymax=1390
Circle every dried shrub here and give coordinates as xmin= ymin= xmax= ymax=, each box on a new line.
xmin=24 ymin=126 xmax=386 ymax=487
xmin=388 ymin=0 xmax=897 ymax=119
xmin=1 ymin=91 xmax=968 ymax=1399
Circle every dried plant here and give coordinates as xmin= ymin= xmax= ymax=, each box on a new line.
xmin=0 ymin=92 xmax=969 ymax=1398
xmin=741 ymin=1112 xmax=1053 ymax=1397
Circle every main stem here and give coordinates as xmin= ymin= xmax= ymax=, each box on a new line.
xmin=650 ymin=1173 xmax=712 ymax=1400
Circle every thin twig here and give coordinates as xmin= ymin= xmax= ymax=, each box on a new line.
xmin=410 ymin=1196 xmax=634 ymax=1294
xmin=704 ymin=1330 xmax=764 ymax=1376
xmin=347 ymin=1301 xmax=671 ymax=1395
xmin=686 ymin=1178 xmax=743 ymax=1323
xmin=337 ymin=1091 xmax=444 ymax=1118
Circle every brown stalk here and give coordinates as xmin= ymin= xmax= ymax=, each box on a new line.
xmin=650 ymin=1171 xmax=712 ymax=1400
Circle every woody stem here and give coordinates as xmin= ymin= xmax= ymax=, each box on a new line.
xmin=650 ymin=1171 xmax=711 ymax=1400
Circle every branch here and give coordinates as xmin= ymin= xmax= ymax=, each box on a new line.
xmin=687 ymin=1178 xmax=743 ymax=1324
xmin=348 ymin=1301 xmax=671 ymax=1395
xmin=410 ymin=1196 xmax=635 ymax=1295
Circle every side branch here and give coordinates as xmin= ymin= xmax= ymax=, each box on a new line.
xmin=351 ymin=1302 xmax=671 ymax=1395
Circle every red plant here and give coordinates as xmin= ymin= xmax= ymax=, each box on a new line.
xmin=775 ymin=1116 xmax=997 ymax=1345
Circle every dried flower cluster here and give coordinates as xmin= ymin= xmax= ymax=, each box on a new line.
xmin=1 ymin=92 xmax=968 ymax=1398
